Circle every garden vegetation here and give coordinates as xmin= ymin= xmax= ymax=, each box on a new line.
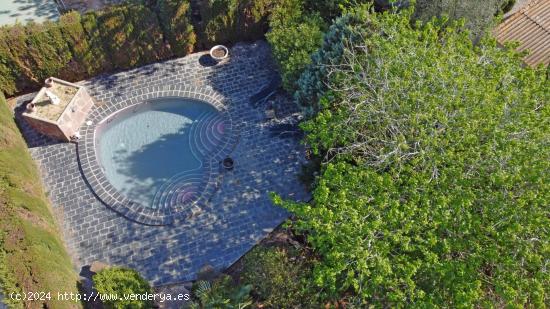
xmin=93 ymin=267 xmax=153 ymax=309
xmin=0 ymin=0 xmax=546 ymax=307
xmin=0 ymin=0 xmax=273 ymax=96
xmin=273 ymin=3 xmax=550 ymax=307
xmin=0 ymin=93 xmax=80 ymax=308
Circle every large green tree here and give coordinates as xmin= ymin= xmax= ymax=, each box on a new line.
xmin=276 ymin=4 xmax=549 ymax=307
xmin=266 ymin=0 xmax=325 ymax=93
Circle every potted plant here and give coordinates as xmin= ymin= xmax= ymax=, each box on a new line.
xmin=222 ymin=157 xmax=234 ymax=170
xmin=210 ymin=45 xmax=229 ymax=61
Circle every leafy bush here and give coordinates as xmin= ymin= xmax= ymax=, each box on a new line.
xmin=197 ymin=0 xmax=274 ymax=48
xmin=500 ymin=0 xmax=516 ymax=14
xmin=304 ymin=0 xmax=348 ymax=19
xmin=93 ymin=267 xmax=153 ymax=309
xmin=303 ymin=0 xmax=400 ymax=20
xmin=57 ymin=12 xmax=93 ymax=80
xmin=266 ymin=0 xmax=325 ymax=93
xmin=276 ymin=5 xmax=550 ymax=307
xmin=24 ymin=21 xmax=73 ymax=84
xmin=414 ymin=0 xmax=504 ymax=38
xmin=0 ymin=21 xmax=75 ymax=94
xmin=0 ymin=27 xmax=26 ymax=95
xmin=304 ymin=0 xmax=378 ymax=19
xmin=156 ymin=0 xmax=196 ymax=56
xmin=0 ymin=92 xmax=80 ymax=309
xmin=89 ymin=4 xmax=171 ymax=70
xmin=295 ymin=4 xmax=373 ymax=113
xmin=80 ymin=11 xmax=114 ymax=75
xmin=190 ymin=275 xmax=252 ymax=308
xmin=0 ymin=1 xmax=197 ymax=96
xmin=240 ymin=246 xmax=318 ymax=308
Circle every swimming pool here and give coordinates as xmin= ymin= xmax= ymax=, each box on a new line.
xmin=96 ymin=98 xmax=229 ymax=210
xmin=0 ymin=0 xmax=59 ymax=26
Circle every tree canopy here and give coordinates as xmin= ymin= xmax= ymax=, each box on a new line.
xmin=276 ymin=4 xmax=549 ymax=307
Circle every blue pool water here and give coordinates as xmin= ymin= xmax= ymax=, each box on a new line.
xmin=97 ymin=98 xmax=226 ymax=208
xmin=0 ymin=0 xmax=59 ymax=26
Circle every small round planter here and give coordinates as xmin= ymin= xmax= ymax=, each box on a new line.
xmin=222 ymin=157 xmax=234 ymax=170
xmin=45 ymin=77 xmax=54 ymax=88
xmin=210 ymin=45 xmax=229 ymax=61
xmin=26 ymin=103 xmax=36 ymax=112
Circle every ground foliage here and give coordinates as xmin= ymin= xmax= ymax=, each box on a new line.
xmin=239 ymin=246 xmax=320 ymax=308
xmin=0 ymin=2 xmax=194 ymax=96
xmin=196 ymin=0 xmax=274 ymax=48
xmin=275 ymin=4 xmax=550 ymax=307
xmin=414 ymin=0 xmax=507 ymax=39
xmin=190 ymin=275 xmax=253 ymax=308
xmin=93 ymin=267 xmax=153 ymax=309
xmin=157 ymin=0 xmax=196 ymax=56
xmin=266 ymin=0 xmax=325 ymax=93
xmin=0 ymin=92 xmax=80 ymax=309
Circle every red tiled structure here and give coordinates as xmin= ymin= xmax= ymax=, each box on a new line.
xmin=23 ymin=77 xmax=94 ymax=142
xmin=495 ymin=0 xmax=550 ymax=67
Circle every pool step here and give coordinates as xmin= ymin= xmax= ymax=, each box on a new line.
xmin=152 ymin=170 xmax=205 ymax=211
xmin=151 ymin=110 xmax=235 ymax=216
xmin=190 ymin=112 xmax=228 ymax=157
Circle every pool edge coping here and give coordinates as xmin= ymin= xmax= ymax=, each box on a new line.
xmin=77 ymin=85 xmax=239 ymax=226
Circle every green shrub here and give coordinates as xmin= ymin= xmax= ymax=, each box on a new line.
xmin=0 ymin=21 xmax=76 ymax=94
xmin=0 ymin=92 xmax=80 ymax=309
xmin=240 ymin=246 xmax=318 ymax=308
xmin=304 ymin=0 xmax=372 ymax=19
xmin=190 ymin=275 xmax=252 ymax=308
xmin=156 ymin=0 xmax=196 ymax=56
xmin=197 ymin=0 xmax=274 ymax=48
xmin=0 ymin=11 xmax=109 ymax=95
xmin=24 ymin=21 xmax=74 ymax=84
xmin=414 ymin=0 xmax=504 ymax=38
xmin=92 ymin=4 xmax=170 ymax=70
xmin=266 ymin=0 xmax=325 ymax=93
xmin=57 ymin=12 xmax=90 ymax=81
xmin=80 ymin=11 xmax=114 ymax=74
xmin=93 ymin=267 xmax=153 ymax=309
xmin=0 ymin=27 xmax=24 ymax=95
xmin=277 ymin=5 xmax=550 ymax=307
xmin=59 ymin=11 xmax=102 ymax=81
xmin=0 ymin=1 xmax=199 ymax=96
xmin=295 ymin=4 xmax=373 ymax=113
xmin=500 ymin=0 xmax=516 ymax=14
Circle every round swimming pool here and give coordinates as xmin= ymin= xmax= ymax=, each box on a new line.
xmin=96 ymin=98 xmax=228 ymax=209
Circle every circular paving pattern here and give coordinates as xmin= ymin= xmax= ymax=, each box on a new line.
xmin=78 ymin=86 xmax=238 ymax=225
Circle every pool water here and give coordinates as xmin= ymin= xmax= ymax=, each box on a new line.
xmin=0 ymin=0 xmax=59 ymax=26
xmin=97 ymin=98 xmax=226 ymax=208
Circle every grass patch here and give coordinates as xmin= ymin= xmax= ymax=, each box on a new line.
xmin=0 ymin=92 xmax=80 ymax=308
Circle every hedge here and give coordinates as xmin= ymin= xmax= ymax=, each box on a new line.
xmin=0 ymin=92 xmax=81 ymax=309
xmin=196 ymin=0 xmax=274 ymax=48
xmin=266 ymin=0 xmax=325 ymax=93
xmin=157 ymin=0 xmax=196 ymax=56
xmin=0 ymin=2 xmax=195 ymax=96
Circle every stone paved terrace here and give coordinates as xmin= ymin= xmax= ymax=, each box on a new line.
xmin=13 ymin=41 xmax=309 ymax=285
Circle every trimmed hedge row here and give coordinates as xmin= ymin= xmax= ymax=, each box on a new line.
xmin=0 ymin=2 xmax=187 ymax=96
xmin=2 ymin=0 xmax=256 ymax=96
xmin=196 ymin=0 xmax=274 ymax=49
xmin=157 ymin=0 xmax=196 ymax=55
